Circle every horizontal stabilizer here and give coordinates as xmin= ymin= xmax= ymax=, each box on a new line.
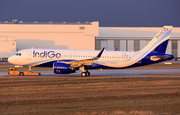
xmin=150 ymin=55 xmax=170 ymax=61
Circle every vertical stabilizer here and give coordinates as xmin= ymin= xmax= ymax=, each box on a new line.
xmin=140 ymin=26 xmax=173 ymax=54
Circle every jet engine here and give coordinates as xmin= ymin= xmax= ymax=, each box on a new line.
xmin=53 ymin=62 xmax=76 ymax=74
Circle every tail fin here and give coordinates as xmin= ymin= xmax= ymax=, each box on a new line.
xmin=152 ymin=39 xmax=169 ymax=53
xmin=140 ymin=26 xmax=173 ymax=54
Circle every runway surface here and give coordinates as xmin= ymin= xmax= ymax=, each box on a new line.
xmin=1 ymin=68 xmax=180 ymax=77
xmin=1 ymin=60 xmax=180 ymax=77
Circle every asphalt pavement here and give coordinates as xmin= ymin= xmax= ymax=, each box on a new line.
xmin=1 ymin=69 xmax=180 ymax=77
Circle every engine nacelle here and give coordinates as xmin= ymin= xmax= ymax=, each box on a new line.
xmin=53 ymin=62 xmax=75 ymax=74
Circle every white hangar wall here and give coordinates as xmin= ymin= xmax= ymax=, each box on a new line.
xmin=96 ymin=27 xmax=180 ymax=58
xmin=0 ymin=36 xmax=16 ymax=60
xmin=0 ymin=21 xmax=99 ymax=59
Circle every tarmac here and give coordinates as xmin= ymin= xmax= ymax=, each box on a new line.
xmin=1 ymin=69 xmax=180 ymax=77
xmin=0 ymin=60 xmax=180 ymax=77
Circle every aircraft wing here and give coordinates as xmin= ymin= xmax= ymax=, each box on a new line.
xmin=60 ymin=47 xmax=105 ymax=67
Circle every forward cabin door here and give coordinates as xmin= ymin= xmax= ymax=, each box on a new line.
xmin=26 ymin=50 xmax=32 ymax=60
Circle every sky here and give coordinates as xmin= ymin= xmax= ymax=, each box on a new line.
xmin=0 ymin=0 xmax=180 ymax=27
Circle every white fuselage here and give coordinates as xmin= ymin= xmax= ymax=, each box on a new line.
xmin=8 ymin=49 xmax=139 ymax=68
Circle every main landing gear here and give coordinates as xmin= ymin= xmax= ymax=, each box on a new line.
xmin=79 ymin=66 xmax=90 ymax=77
xmin=81 ymin=71 xmax=90 ymax=77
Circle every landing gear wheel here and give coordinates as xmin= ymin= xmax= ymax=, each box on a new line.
xmin=81 ymin=72 xmax=86 ymax=77
xmin=81 ymin=71 xmax=90 ymax=77
xmin=19 ymin=72 xmax=24 ymax=76
xmin=86 ymin=71 xmax=90 ymax=76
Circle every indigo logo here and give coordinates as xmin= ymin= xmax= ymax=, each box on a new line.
xmin=33 ymin=51 xmax=61 ymax=58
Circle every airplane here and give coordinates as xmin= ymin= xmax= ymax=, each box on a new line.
xmin=114 ymin=47 xmax=117 ymax=51
xmin=8 ymin=26 xmax=174 ymax=77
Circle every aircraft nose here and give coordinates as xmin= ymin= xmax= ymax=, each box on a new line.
xmin=8 ymin=56 xmax=14 ymax=64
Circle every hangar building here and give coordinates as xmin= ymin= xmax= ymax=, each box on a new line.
xmin=0 ymin=21 xmax=98 ymax=60
xmin=0 ymin=20 xmax=180 ymax=60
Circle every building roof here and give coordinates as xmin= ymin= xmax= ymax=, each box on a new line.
xmin=0 ymin=20 xmax=92 ymax=25
xmin=98 ymin=27 xmax=180 ymax=38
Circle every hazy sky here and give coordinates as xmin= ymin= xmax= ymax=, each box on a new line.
xmin=0 ymin=0 xmax=180 ymax=27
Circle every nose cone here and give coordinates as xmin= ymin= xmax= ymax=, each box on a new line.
xmin=8 ymin=56 xmax=15 ymax=64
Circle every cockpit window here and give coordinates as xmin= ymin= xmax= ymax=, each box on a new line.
xmin=15 ymin=53 xmax=21 ymax=56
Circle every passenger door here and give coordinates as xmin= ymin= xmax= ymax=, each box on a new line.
xmin=26 ymin=50 xmax=32 ymax=60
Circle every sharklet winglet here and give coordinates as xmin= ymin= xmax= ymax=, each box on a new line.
xmin=94 ymin=47 xmax=105 ymax=60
